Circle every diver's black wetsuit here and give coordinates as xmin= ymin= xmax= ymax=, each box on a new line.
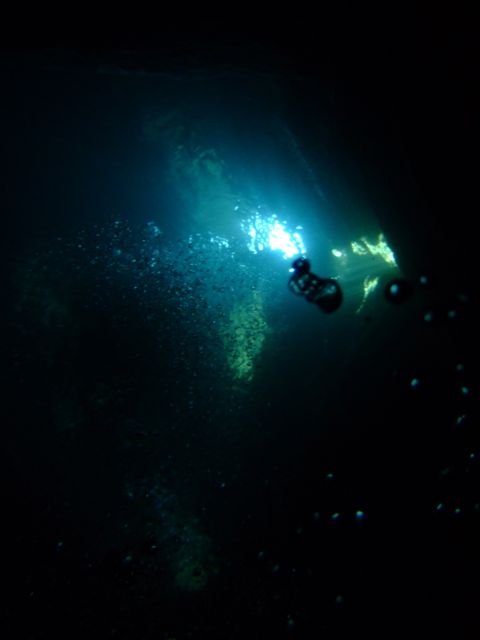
xmin=288 ymin=257 xmax=343 ymax=313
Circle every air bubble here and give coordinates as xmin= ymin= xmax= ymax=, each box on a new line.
xmin=385 ymin=278 xmax=414 ymax=303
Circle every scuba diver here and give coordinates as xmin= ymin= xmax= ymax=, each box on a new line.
xmin=288 ymin=257 xmax=343 ymax=313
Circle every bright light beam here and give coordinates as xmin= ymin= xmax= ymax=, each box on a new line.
xmin=241 ymin=212 xmax=306 ymax=260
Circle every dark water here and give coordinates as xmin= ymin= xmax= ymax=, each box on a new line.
xmin=1 ymin=20 xmax=479 ymax=638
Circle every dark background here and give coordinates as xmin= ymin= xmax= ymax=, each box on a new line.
xmin=1 ymin=10 xmax=479 ymax=638
xmin=2 ymin=10 xmax=478 ymax=280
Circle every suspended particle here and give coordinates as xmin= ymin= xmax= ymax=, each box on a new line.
xmin=455 ymin=414 xmax=467 ymax=427
xmin=461 ymin=386 xmax=470 ymax=396
xmin=331 ymin=512 xmax=340 ymax=521
xmin=424 ymin=311 xmax=434 ymax=323
xmin=355 ymin=510 xmax=365 ymax=521
xmin=388 ymin=282 xmax=399 ymax=296
xmin=385 ymin=278 xmax=414 ymax=304
xmin=410 ymin=378 xmax=421 ymax=389
xmin=419 ymin=272 xmax=435 ymax=288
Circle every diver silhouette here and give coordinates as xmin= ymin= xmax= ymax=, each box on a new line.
xmin=288 ymin=257 xmax=343 ymax=313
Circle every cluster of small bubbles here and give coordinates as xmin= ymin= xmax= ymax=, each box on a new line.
xmin=434 ymin=499 xmax=480 ymax=517
xmin=146 ymin=220 xmax=162 ymax=238
xmin=123 ymin=477 xmax=217 ymax=591
xmin=241 ymin=210 xmax=306 ymax=260
xmin=18 ymin=216 xmax=292 ymax=445
xmin=320 ymin=510 xmax=366 ymax=523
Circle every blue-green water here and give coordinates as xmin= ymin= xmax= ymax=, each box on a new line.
xmin=2 ymin=33 xmax=479 ymax=638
